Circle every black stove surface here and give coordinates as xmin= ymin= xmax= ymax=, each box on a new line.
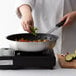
xmin=0 ymin=49 xmax=56 ymax=69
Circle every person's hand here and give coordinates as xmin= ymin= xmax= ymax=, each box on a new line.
xmin=19 ymin=5 xmax=34 ymax=32
xmin=21 ymin=13 xmax=34 ymax=32
xmin=61 ymin=11 xmax=76 ymax=26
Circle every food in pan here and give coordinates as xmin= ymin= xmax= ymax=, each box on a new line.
xmin=16 ymin=38 xmax=49 ymax=42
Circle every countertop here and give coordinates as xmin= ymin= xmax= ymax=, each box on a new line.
xmin=0 ymin=57 xmax=76 ymax=76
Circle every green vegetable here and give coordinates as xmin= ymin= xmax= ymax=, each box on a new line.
xmin=65 ymin=54 xmax=73 ymax=62
xmin=65 ymin=50 xmax=76 ymax=62
xmin=65 ymin=53 xmax=76 ymax=62
xmin=30 ymin=27 xmax=38 ymax=36
xmin=70 ymin=54 xmax=76 ymax=59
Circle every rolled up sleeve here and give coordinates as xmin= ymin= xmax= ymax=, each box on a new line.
xmin=15 ymin=0 xmax=35 ymax=18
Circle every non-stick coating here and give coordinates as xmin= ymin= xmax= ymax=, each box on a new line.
xmin=6 ymin=33 xmax=58 ymax=41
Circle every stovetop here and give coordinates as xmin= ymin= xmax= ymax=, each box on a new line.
xmin=0 ymin=48 xmax=56 ymax=70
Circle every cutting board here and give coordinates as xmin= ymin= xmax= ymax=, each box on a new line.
xmin=58 ymin=54 xmax=76 ymax=68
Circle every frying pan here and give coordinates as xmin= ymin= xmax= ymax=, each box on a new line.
xmin=6 ymin=20 xmax=65 ymax=52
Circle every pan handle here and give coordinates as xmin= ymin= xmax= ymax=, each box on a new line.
xmin=47 ymin=19 xmax=66 ymax=33
xmin=56 ymin=19 xmax=66 ymax=27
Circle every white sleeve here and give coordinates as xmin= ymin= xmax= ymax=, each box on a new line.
xmin=15 ymin=0 xmax=35 ymax=18
xmin=70 ymin=0 xmax=76 ymax=11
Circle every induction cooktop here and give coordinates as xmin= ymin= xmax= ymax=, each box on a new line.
xmin=0 ymin=48 xmax=56 ymax=69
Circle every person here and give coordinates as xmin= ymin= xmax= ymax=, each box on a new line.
xmin=15 ymin=0 xmax=76 ymax=54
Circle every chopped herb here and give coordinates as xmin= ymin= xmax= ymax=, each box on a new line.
xmin=30 ymin=27 xmax=38 ymax=36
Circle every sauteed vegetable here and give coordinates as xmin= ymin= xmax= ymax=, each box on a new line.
xmin=16 ymin=38 xmax=49 ymax=42
xmin=15 ymin=27 xmax=49 ymax=42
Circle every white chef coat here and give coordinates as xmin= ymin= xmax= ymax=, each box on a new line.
xmin=62 ymin=0 xmax=76 ymax=53
xmin=15 ymin=0 xmax=76 ymax=54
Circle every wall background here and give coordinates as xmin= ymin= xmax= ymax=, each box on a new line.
xmin=0 ymin=0 xmax=24 ymax=48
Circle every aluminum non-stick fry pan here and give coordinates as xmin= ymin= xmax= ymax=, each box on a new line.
xmin=6 ymin=19 xmax=66 ymax=52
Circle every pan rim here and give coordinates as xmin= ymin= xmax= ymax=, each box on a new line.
xmin=6 ymin=33 xmax=58 ymax=43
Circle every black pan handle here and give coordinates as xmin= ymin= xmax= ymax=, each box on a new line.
xmin=56 ymin=19 xmax=66 ymax=27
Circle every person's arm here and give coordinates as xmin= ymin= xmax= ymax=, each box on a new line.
xmin=61 ymin=11 xmax=76 ymax=26
xmin=19 ymin=4 xmax=34 ymax=32
xmin=15 ymin=0 xmax=35 ymax=32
